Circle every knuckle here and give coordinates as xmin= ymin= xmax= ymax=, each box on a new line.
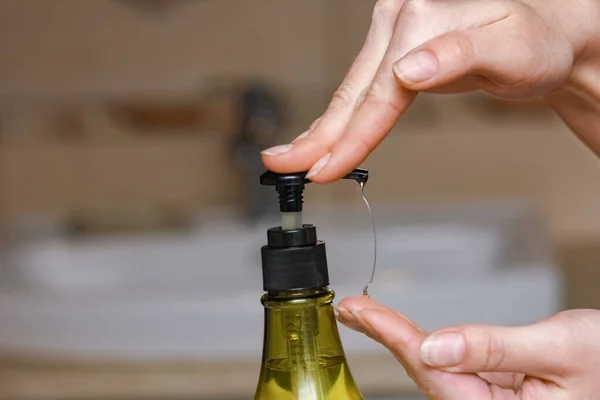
xmin=520 ymin=44 xmax=545 ymax=78
xmin=443 ymin=31 xmax=475 ymax=63
xmin=364 ymin=82 xmax=403 ymax=114
xmin=499 ymin=19 xmax=551 ymax=89
xmin=551 ymin=311 xmax=590 ymax=345
xmin=357 ymin=132 xmax=376 ymax=155
xmin=401 ymin=0 xmax=431 ymax=17
xmin=479 ymin=331 xmax=507 ymax=371
xmin=329 ymin=84 xmax=355 ymax=109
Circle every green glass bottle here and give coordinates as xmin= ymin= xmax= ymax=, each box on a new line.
xmin=254 ymin=169 xmax=368 ymax=400
xmin=254 ymin=288 xmax=363 ymax=400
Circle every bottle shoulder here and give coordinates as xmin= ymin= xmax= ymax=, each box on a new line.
xmin=254 ymin=355 xmax=363 ymax=400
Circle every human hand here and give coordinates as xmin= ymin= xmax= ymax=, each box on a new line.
xmin=336 ymin=296 xmax=600 ymax=399
xmin=261 ymin=0 xmax=599 ymax=182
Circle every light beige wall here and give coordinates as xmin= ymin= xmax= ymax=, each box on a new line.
xmin=322 ymin=0 xmax=377 ymax=82
xmin=339 ymin=98 xmax=600 ymax=242
xmin=0 ymin=0 xmax=330 ymax=96
xmin=0 ymin=0 xmax=334 ymax=220
xmin=1 ymin=0 xmax=600 ymax=243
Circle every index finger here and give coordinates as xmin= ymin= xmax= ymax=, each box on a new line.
xmin=338 ymin=296 xmax=508 ymax=400
xmin=304 ymin=2 xmax=424 ymax=182
xmin=337 ymin=296 xmax=427 ymax=374
xmin=306 ymin=52 xmax=416 ymax=183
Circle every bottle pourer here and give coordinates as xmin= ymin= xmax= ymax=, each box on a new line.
xmin=259 ymin=168 xmax=368 ymax=291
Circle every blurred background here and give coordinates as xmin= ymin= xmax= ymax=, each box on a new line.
xmin=0 ymin=1 xmax=599 ymax=399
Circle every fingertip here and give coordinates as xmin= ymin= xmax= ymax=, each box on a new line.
xmin=305 ymin=152 xmax=332 ymax=180
xmin=306 ymin=145 xmax=368 ymax=184
xmin=338 ymin=296 xmax=382 ymax=313
xmin=339 ymin=298 xmax=410 ymax=337
xmin=260 ymin=143 xmax=295 ymax=172
xmin=260 ymin=152 xmax=288 ymax=172
xmin=260 ymin=138 xmax=330 ymax=174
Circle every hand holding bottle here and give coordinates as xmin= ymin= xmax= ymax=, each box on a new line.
xmin=336 ymin=296 xmax=600 ymax=399
xmin=261 ymin=0 xmax=600 ymax=181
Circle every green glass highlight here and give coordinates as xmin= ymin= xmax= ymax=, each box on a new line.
xmin=254 ymin=288 xmax=363 ymax=400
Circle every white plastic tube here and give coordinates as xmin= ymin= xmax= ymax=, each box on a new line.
xmin=281 ymin=212 xmax=302 ymax=230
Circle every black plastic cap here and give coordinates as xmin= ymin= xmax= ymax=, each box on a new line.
xmin=260 ymin=168 xmax=369 ymax=213
xmin=262 ymin=224 xmax=327 ymax=291
xmin=261 ymin=241 xmax=329 ymax=291
xmin=267 ymin=224 xmax=317 ymax=248
xmin=260 ymin=171 xmax=310 ymax=186
xmin=260 ymin=168 xmax=368 ymax=186
xmin=260 ymin=171 xmax=308 ymax=213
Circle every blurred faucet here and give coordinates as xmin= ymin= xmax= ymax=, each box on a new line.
xmin=229 ymin=81 xmax=287 ymax=225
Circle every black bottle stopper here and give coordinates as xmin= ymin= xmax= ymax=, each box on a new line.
xmin=259 ymin=168 xmax=369 ymax=291
xmin=260 ymin=168 xmax=368 ymax=212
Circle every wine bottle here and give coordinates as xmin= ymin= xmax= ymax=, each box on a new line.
xmin=254 ymin=169 xmax=368 ymax=399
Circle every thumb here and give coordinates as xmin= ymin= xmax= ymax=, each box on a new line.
xmin=420 ymin=323 xmax=568 ymax=378
xmin=392 ymin=23 xmax=507 ymax=92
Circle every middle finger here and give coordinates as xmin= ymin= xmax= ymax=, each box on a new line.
xmin=262 ymin=0 xmax=404 ymax=173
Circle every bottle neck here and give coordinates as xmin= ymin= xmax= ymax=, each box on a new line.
xmin=255 ymin=287 xmax=362 ymax=399
xmin=260 ymin=287 xmax=339 ymax=366
xmin=262 ymin=287 xmax=333 ymax=304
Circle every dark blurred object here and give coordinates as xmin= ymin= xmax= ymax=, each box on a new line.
xmin=65 ymin=204 xmax=192 ymax=237
xmin=107 ymin=85 xmax=236 ymax=135
xmin=115 ymin=0 xmax=197 ymax=15
xmin=51 ymin=108 xmax=86 ymax=141
xmin=87 ymin=77 xmax=287 ymax=226
xmin=229 ymin=82 xmax=287 ymax=224
xmin=108 ymin=102 xmax=206 ymax=131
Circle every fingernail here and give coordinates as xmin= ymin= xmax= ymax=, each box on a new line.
xmin=306 ymin=153 xmax=331 ymax=178
xmin=421 ymin=332 xmax=466 ymax=367
xmin=292 ymin=130 xmax=310 ymax=143
xmin=393 ymin=51 xmax=438 ymax=84
xmin=261 ymin=144 xmax=293 ymax=156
